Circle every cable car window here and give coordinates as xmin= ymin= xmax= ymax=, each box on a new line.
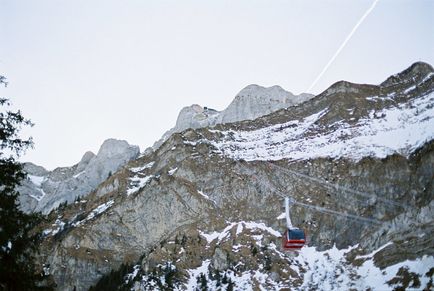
xmin=287 ymin=229 xmax=305 ymax=240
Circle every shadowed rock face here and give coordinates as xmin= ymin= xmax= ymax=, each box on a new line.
xmin=18 ymin=139 xmax=140 ymax=214
xmin=152 ymin=85 xmax=314 ymax=149
xmin=35 ymin=62 xmax=434 ymax=290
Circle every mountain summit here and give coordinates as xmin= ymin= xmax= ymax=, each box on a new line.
xmin=18 ymin=139 xmax=139 ymax=214
xmin=152 ymin=85 xmax=314 ymax=149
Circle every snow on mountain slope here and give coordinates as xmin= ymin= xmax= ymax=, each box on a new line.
xmin=119 ymin=224 xmax=434 ymax=290
xmin=294 ymin=243 xmax=434 ymax=290
xmin=207 ymin=90 xmax=434 ymax=162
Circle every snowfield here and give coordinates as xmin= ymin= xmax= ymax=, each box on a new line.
xmin=199 ymin=221 xmax=281 ymax=245
xmin=295 ymin=244 xmax=434 ymax=291
xmin=206 ymin=91 xmax=434 ymax=162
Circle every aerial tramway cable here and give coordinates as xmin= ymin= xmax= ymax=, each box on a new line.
xmin=285 ymin=197 xmax=292 ymax=228
xmin=271 ymin=181 xmax=383 ymax=225
xmin=266 ymin=162 xmax=407 ymax=210
xmin=247 ymin=163 xmax=384 ymax=225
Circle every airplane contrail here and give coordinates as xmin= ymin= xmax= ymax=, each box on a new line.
xmin=307 ymin=0 xmax=380 ymax=93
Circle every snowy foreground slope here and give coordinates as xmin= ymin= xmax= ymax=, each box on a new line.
xmin=36 ymin=62 xmax=434 ymax=291
xmin=123 ymin=220 xmax=434 ymax=290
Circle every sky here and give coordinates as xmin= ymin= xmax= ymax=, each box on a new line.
xmin=1 ymin=0 xmax=433 ymax=170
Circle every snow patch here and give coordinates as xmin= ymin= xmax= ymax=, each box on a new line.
xmin=198 ymin=230 xmax=221 ymax=244
xmin=403 ymin=85 xmax=416 ymax=94
xmin=420 ymin=72 xmax=434 ymax=84
xmin=73 ymin=200 xmax=114 ymax=227
xmin=277 ymin=212 xmax=286 ymax=220
xmin=199 ymin=221 xmax=281 ymax=245
xmin=73 ymin=171 xmax=85 ymax=179
xmin=127 ymin=175 xmax=153 ymax=196
xmin=28 ymin=187 xmax=46 ymax=201
xmin=168 ymin=167 xmax=178 ymax=176
xmin=28 ymin=175 xmax=45 ymax=187
xmin=44 ymin=218 xmax=66 ymax=236
xmin=355 ymin=241 xmax=393 ymax=260
xmin=130 ymin=161 xmax=155 ymax=173
xmin=197 ymin=190 xmax=216 ymax=205
xmin=125 ymin=265 xmax=141 ymax=284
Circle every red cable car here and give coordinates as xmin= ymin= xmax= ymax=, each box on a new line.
xmin=282 ymin=228 xmax=306 ymax=250
xmin=282 ymin=197 xmax=306 ymax=251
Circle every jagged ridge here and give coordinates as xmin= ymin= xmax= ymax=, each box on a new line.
xmin=18 ymin=139 xmax=139 ymax=214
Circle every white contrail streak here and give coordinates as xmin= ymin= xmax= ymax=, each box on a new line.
xmin=307 ymin=0 xmax=380 ymax=93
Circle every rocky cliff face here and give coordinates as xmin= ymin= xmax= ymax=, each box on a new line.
xmin=18 ymin=139 xmax=140 ymax=214
xmin=152 ymin=85 xmax=314 ymax=149
xmin=217 ymin=84 xmax=313 ymax=124
xmin=35 ymin=62 xmax=434 ymax=290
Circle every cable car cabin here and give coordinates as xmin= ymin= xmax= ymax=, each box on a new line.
xmin=282 ymin=228 xmax=306 ymax=251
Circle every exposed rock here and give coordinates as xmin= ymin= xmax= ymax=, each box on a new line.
xmin=217 ymin=84 xmax=313 ymax=124
xmin=19 ymin=139 xmax=139 ymax=214
xmin=211 ymin=248 xmax=229 ymax=271
xmin=152 ymin=85 xmax=314 ymax=149
xmin=76 ymin=151 xmax=96 ymax=173
xmin=269 ymin=271 xmax=281 ymax=282
xmin=24 ymin=162 xmax=49 ymax=176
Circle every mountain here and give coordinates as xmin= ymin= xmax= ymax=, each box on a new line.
xmin=20 ymin=87 xmax=312 ymax=215
xmin=18 ymin=139 xmax=140 ymax=214
xmin=151 ymin=85 xmax=314 ymax=149
xmin=34 ymin=62 xmax=434 ymax=290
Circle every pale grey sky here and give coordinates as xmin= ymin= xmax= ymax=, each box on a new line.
xmin=1 ymin=0 xmax=433 ymax=169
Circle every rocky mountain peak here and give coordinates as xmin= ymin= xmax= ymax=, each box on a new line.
xmin=23 ymin=162 xmax=49 ymax=176
xmin=76 ymin=151 xmax=96 ymax=173
xmin=97 ymin=138 xmax=139 ymax=157
xmin=381 ymin=61 xmax=433 ymax=87
xmin=80 ymin=150 xmax=96 ymax=162
xmin=174 ymin=104 xmax=219 ymax=132
xmin=218 ymin=84 xmax=314 ymax=124
xmin=235 ymin=84 xmax=291 ymax=101
xmin=322 ymin=80 xmax=365 ymax=96
xmin=152 ymin=84 xmax=314 ymax=149
xmin=18 ymin=139 xmax=140 ymax=214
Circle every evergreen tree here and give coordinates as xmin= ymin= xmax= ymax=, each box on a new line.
xmin=199 ymin=273 xmax=207 ymax=290
xmin=222 ymin=273 xmax=228 ymax=284
xmin=226 ymin=278 xmax=234 ymax=291
xmin=214 ymin=270 xmax=221 ymax=287
xmin=0 ymin=77 xmax=46 ymax=290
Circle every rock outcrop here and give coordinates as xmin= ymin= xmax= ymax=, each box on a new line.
xmin=217 ymin=84 xmax=313 ymax=124
xmin=18 ymin=139 xmax=139 ymax=214
xmin=152 ymin=85 xmax=314 ymax=149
